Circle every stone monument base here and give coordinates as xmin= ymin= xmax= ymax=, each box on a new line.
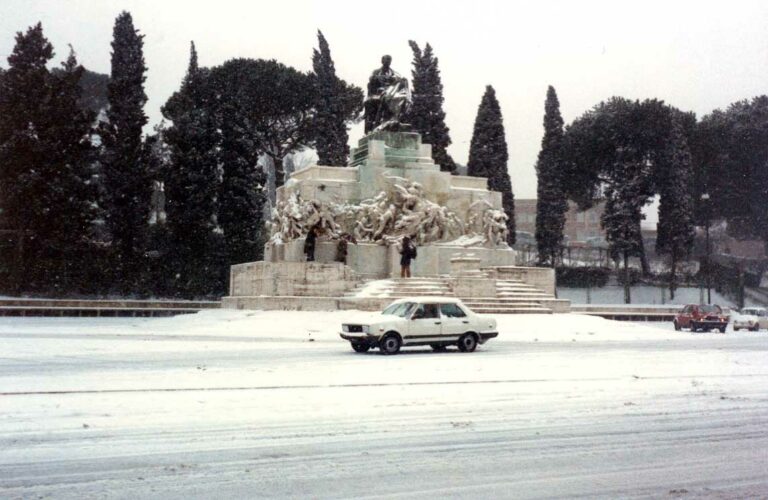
xmin=265 ymin=239 xmax=516 ymax=279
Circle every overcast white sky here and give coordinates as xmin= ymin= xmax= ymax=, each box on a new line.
xmin=1 ymin=0 xmax=768 ymax=199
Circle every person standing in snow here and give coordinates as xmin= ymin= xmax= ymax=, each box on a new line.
xmin=399 ymin=236 xmax=417 ymax=278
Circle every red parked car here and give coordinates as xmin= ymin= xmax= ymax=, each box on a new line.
xmin=673 ymin=304 xmax=729 ymax=333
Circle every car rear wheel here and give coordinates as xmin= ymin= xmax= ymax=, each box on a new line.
xmin=379 ymin=333 xmax=401 ymax=355
xmin=719 ymin=326 xmax=727 ymax=333
xmin=351 ymin=342 xmax=370 ymax=353
xmin=751 ymin=325 xmax=759 ymax=332
xmin=457 ymin=333 xmax=478 ymax=353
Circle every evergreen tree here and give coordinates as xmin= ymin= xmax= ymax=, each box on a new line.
xmin=101 ymin=11 xmax=149 ymax=292
xmin=218 ymin=115 xmax=266 ymax=267
xmin=162 ymin=42 xmax=226 ymax=297
xmin=656 ymin=118 xmax=694 ymax=299
xmin=407 ymin=41 xmax=456 ymax=173
xmin=534 ymin=86 xmax=567 ymax=266
xmin=601 ymin=150 xmax=650 ymax=304
xmin=45 ymin=47 xmax=100 ymax=292
xmin=0 ymin=25 xmax=95 ymax=293
xmin=467 ymin=85 xmax=515 ymax=244
xmin=311 ymin=30 xmax=363 ymax=166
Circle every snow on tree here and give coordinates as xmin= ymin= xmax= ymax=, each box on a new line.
xmin=534 ymin=86 xmax=568 ymax=266
xmin=311 ymin=30 xmax=363 ymax=167
xmin=407 ymin=41 xmax=456 ymax=173
xmin=0 ymin=27 xmax=98 ymax=293
xmin=656 ymin=117 xmax=695 ymax=299
xmin=467 ymin=85 xmax=515 ymax=244
xmin=100 ymin=11 xmax=150 ymax=291
xmin=161 ymin=42 xmax=226 ymax=297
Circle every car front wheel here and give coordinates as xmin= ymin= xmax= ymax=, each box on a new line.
xmin=458 ymin=333 xmax=478 ymax=353
xmin=673 ymin=320 xmax=681 ymax=331
xmin=351 ymin=342 xmax=370 ymax=353
xmin=379 ymin=333 xmax=401 ymax=355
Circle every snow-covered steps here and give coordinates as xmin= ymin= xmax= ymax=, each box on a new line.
xmin=346 ymin=278 xmax=454 ymax=299
xmin=468 ymin=306 xmax=552 ymax=314
xmin=343 ymin=275 xmax=568 ymax=314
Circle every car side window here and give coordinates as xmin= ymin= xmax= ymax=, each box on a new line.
xmin=440 ymin=303 xmax=467 ymax=318
xmin=422 ymin=304 xmax=440 ymax=319
xmin=412 ymin=304 xmax=439 ymax=319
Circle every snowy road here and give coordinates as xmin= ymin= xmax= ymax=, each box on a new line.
xmin=1 ymin=311 xmax=768 ymax=499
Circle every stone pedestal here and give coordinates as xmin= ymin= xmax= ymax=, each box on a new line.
xmin=450 ymin=255 xmax=482 ymax=275
xmin=228 ymin=261 xmax=359 ymax=297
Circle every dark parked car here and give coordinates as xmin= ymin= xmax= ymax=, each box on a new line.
xmin=674 ymin=304 xmax=729 ymax=333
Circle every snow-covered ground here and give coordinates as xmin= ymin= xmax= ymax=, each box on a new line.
xmin=2 ymin=311 xmax=768 ymax=498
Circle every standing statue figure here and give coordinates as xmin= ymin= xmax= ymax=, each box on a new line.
xmin=364 ymin=55 xmax=412 ymax=133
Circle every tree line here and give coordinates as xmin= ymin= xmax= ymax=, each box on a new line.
xmin=0 ymin=12 xmax=517 ymax=298
xmin=533 ymin=87 xmax=768 ymax=302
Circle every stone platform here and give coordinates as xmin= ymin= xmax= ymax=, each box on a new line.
xmin=222 ymin=261 xmax=570 ymax=314
xmin=265 ymin=240 xmax=516 ymax=279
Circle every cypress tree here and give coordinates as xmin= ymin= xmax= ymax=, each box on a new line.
xmin=162 ymin=42 xmax=226 ymax=297
xmin=656 ymin=118 xmax=694 ymax=299
xmin=101 ymin=11 xmax=149 ymax=292
xmin=467 ymin=85 xmax=515 ymax=244
xmin=407 ymin=41 xmax=456 ymax=173
xmin=312 ymin=30 xmax=361 ymax=166
xmin=46 ymin=47 xmax=100 ymax=292
xmin=535 ymin=86 xmax=568 ymax=266
xmin=0 ymin=26 xmax=95 ymax=293
xmin=0 ymin=23 xmax=54 ymax=292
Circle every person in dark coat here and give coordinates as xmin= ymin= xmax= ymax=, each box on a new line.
xmin=399 ymin=236 xmax=417 ymax=278
xmin=304 ymin=226 xmax=319 ymax=262
xmin=336 ymin=233 xmax=357 ymax=263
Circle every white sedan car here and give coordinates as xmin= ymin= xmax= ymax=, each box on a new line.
xmin=340 ymin=297 xmax=498 ymax=354
xmin=733 ymin=307 xmax=768 ymax=331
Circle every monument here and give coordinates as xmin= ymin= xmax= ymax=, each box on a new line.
xmin=223 ymin=55 xmax=566 ymax=313
xmin=364 ymin=54 xmax=412 ymax=133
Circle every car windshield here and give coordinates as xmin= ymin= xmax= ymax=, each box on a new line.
xmin=742 ymin=308 xmax=764 ymax=316
xmin=700 ymin=305 xmax=722 ymax=314
xmin=382 ymin=302 xmax=415 ymax=318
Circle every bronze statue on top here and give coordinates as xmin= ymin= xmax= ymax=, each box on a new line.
xmin=364 ymin=55 xmax=412 ymax=134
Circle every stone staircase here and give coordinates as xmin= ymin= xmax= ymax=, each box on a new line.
xmin=346 ymin=278 xmax=454 ymax=299
xmin=460 ymin=279 xmax=552 ymax=314
xmin=346 ymin=276 xmax=559 ymax=314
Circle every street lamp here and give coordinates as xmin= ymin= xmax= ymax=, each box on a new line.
xmin=701 ymin=193 xmax=711 ymax=304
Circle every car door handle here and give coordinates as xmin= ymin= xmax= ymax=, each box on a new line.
xmin=462 ymin=320 xmax=469 ymax=324
xmin=435 ymin=321 xmax=441 ymax=325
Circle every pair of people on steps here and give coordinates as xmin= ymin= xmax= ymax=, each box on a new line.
xmin=306 ymin=229 xmax=417 ymax=279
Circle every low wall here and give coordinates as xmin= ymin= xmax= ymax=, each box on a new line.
xmin=222 ymin=295 xmax=390 ymax=312
xmin=229 ymin=261 xmax=359 ymax=297
xmin=493 ymin=266 xmax=556 ymax=295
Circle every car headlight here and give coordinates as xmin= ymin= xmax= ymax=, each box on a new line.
xmin=362 ymin=325 xmax=370 ymax=334
xmin=342 ymin=324 xmax=349 ymax=332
